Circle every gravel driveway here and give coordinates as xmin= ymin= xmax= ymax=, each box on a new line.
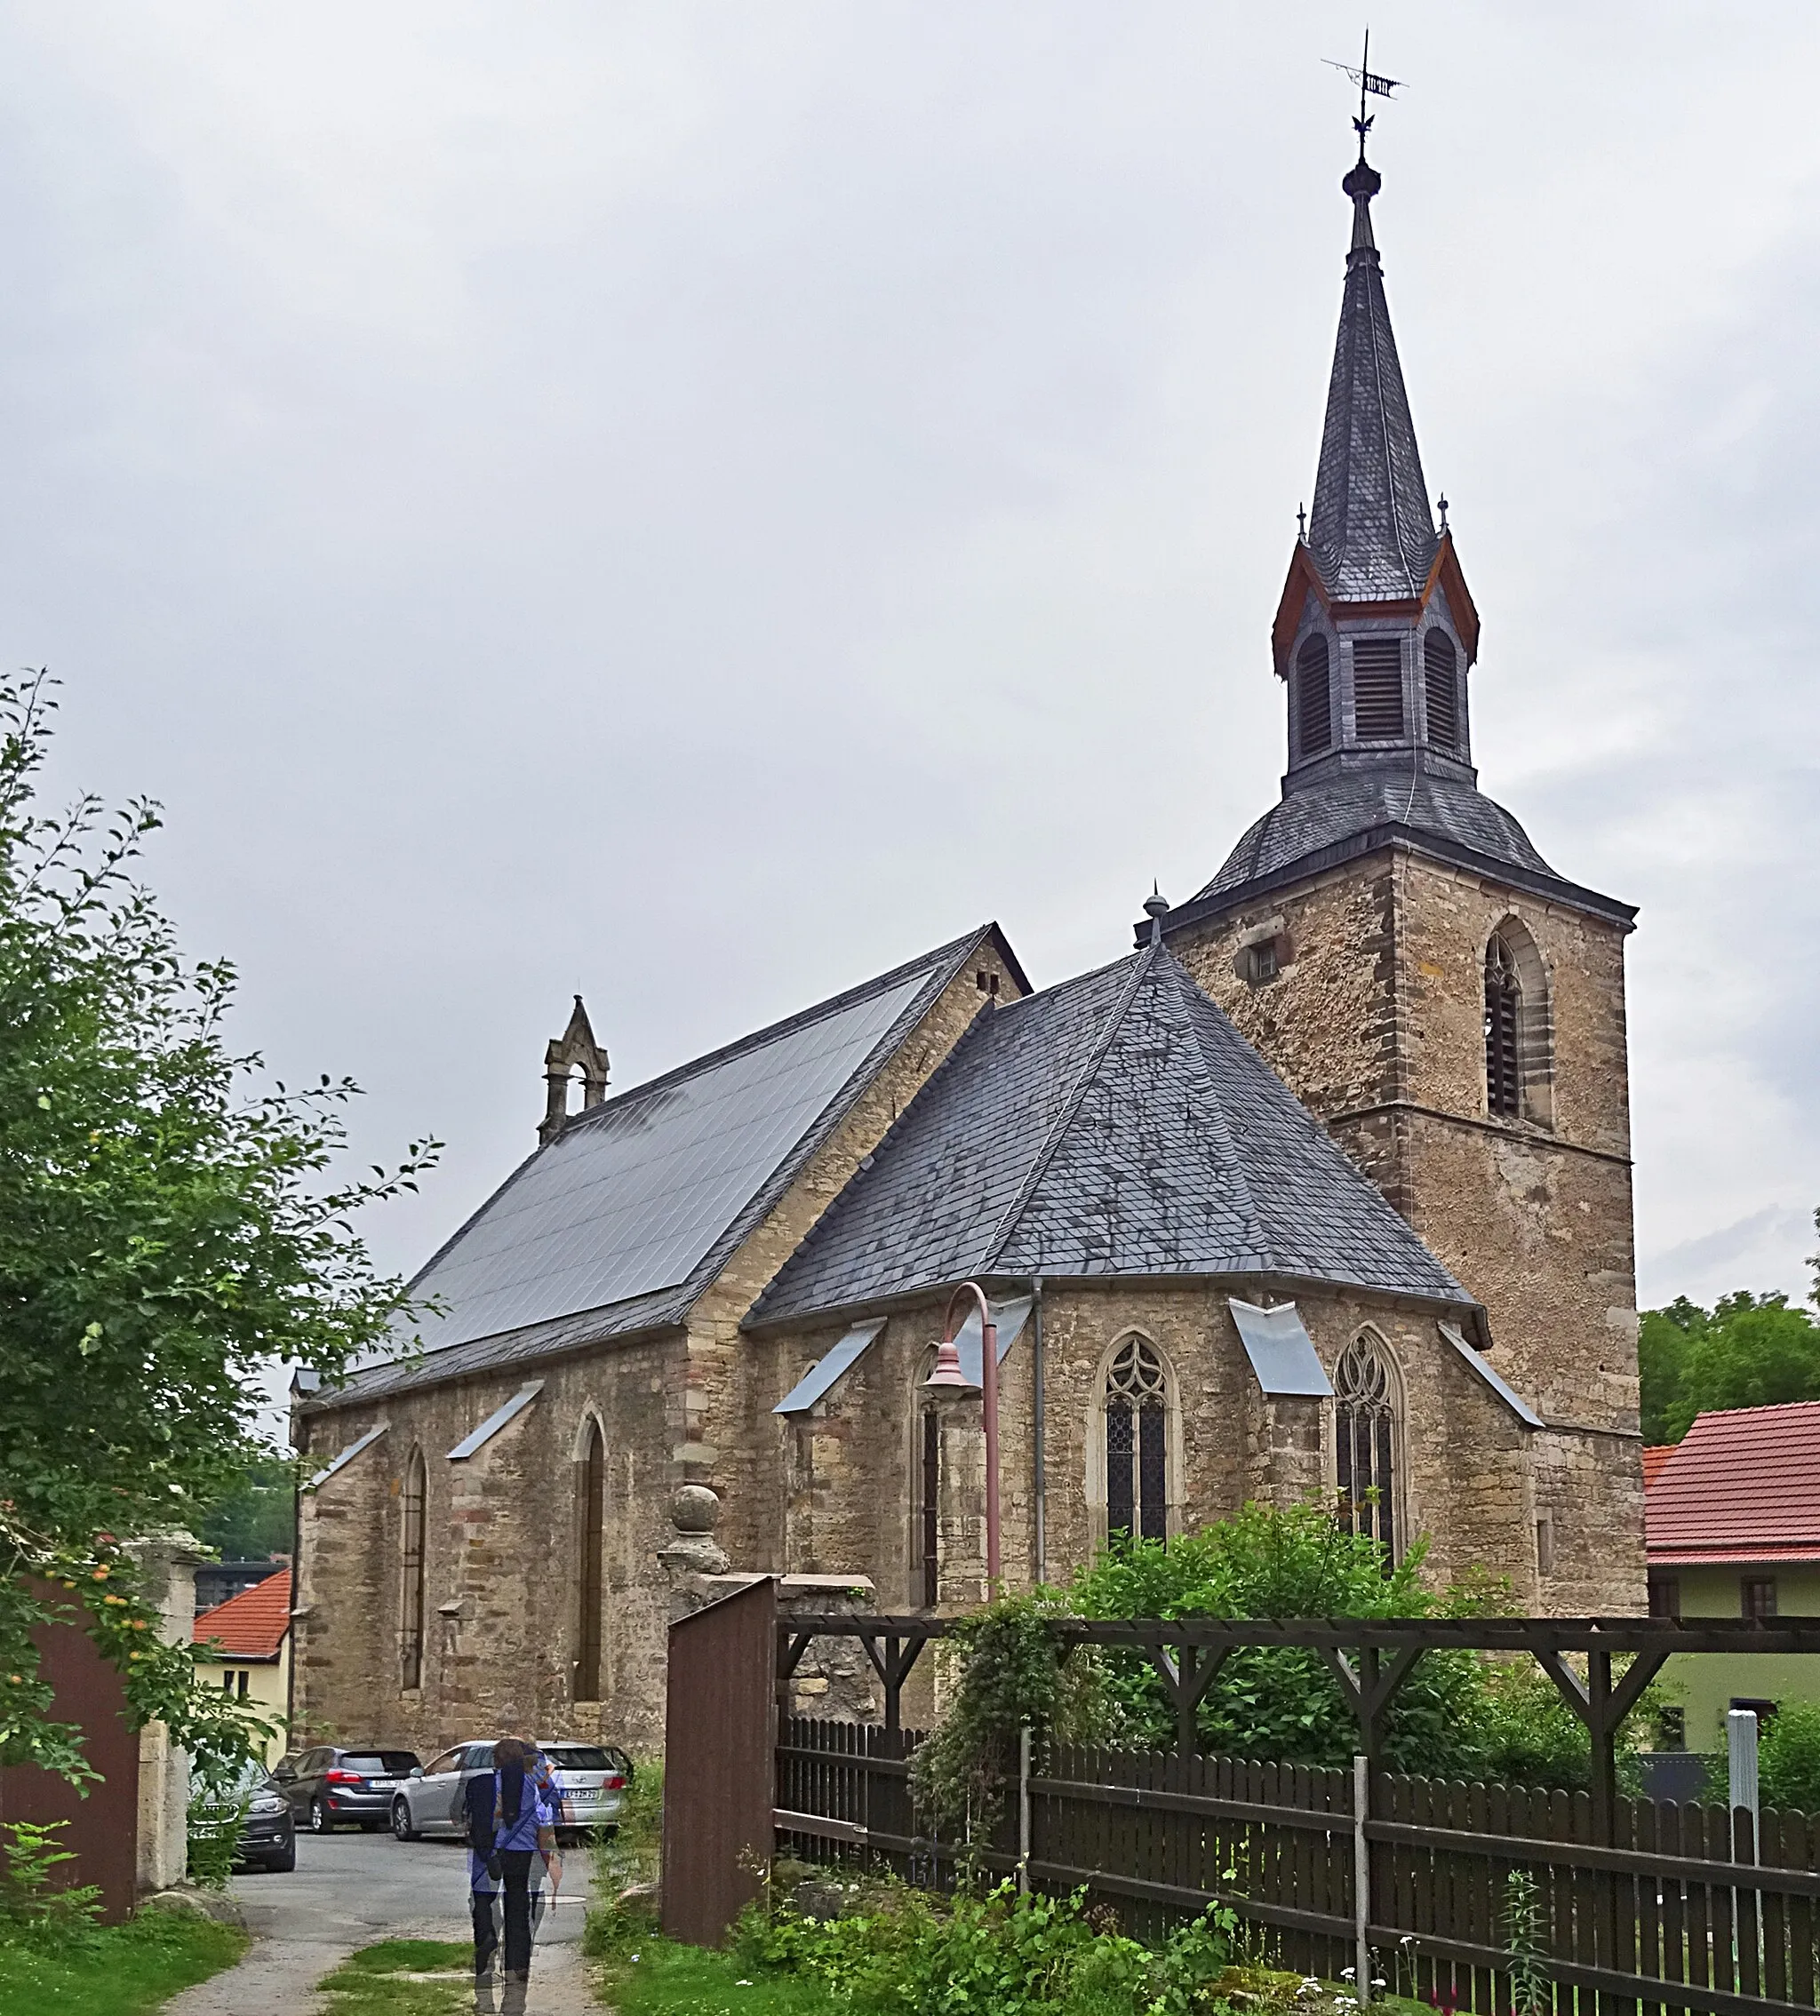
xmin=164 ymin=1829 xmax=598 ymax=2014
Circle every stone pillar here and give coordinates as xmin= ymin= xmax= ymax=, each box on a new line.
xmin=1247 ymin=1394 xmax=1329 ymax=1510
xmin=130 ymin=1534 xmax=201 ymax=1897
xmin=776 ymin=1577 xmax=880 ymax=1723
xmin=659 ymin=1455 xmax=730 ymax=1622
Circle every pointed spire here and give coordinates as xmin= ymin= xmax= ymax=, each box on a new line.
xmin=1306 ymin=147 xmax=1439 ymax=602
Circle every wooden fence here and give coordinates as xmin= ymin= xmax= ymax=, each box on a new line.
xmin=776 ymin=1717 xmax=1820 ymax=2016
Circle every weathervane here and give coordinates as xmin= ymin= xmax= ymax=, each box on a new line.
xmin=1323 ymin=28 xmax=1404 ymax=159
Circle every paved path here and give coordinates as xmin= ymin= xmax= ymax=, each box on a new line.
xmin=164 ymin=1829 xmax=597 ymax=2014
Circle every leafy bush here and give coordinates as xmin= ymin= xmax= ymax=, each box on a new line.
xmin=734 ymin=1877 xmax=1241 ymax=2016
xmin=186 ymin=1790 xmax=249 ymax=1891
xmin=1757 ymin=1702 xmax=1820 ymax=1813
xmin=583 ymin=1757 xmax=663 ymax=1955
xmin=0 ymin=1820 xmax=100 ymax=1932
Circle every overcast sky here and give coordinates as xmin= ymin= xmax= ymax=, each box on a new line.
xmin=5 ymin=3 xmax=1817 ymax=1402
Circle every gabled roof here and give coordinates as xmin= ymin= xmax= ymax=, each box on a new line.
xmin=1646 ymin=1405 xmax=1820 ymax=1566
xmin=195 ymin=1569 xmax=291 ymax=1661
xmin=310 ymin=926 xmax=1019 ymax=1408
xmin=751 ymin=943 xmax=1475 ymax=1326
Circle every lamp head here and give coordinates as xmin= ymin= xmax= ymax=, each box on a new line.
xmin=926 ymin=1337 xmax=967 ymax=1389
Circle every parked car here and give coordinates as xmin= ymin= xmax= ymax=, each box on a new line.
xmin=192 ymin=1757 xmax=296 ymax=1873
xmin=275 ymin=1744 xmax=423 ymax=1834
xmin=388 ymin=1739 xmax=631 ymax=1843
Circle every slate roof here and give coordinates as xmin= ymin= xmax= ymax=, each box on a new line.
xmin=751 ymin=942 xmax=1475 ymax=1326
xmin=195 ymin=1570 xmax=292 ymax=1661
xmin=309 ymin=926 xmax=1011 ymax=1409
xmin=1645 ymin=1405 xmax=1820 ymax=1566
xmin=1306 ymin=158 xmax=1439 ymax=603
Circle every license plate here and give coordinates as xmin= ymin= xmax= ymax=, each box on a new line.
xmin=370 ymin=1780 xmax=396 ymax=1791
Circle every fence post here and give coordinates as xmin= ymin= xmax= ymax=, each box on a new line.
xmin=1018 ymin=1724 xmax=1033 ymax=1894
xmin=1353 ymin=1752 xmax=1370 ymax=2004
xmin=1728 ymin=1706 xmax=1759 ymax=1851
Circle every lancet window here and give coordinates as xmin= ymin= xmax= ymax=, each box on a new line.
xmin=1105 ymin=1336 xmax=1169 ymax=1544
xmin=1335 ymin=1332 xmax=1401 ymax=1559
xmin=401 ymin=1448 xmax=427 ymax=1692
xmin=576 ymin=1418 xmax=606 ymax=1700
xmin=1484 ymin=933 xmax=1522 ymax=1118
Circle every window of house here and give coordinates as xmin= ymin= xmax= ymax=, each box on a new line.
xmin=1297 ymin=633 xmax=1332 ymax=757
xmin=400 ymin=1448 xmax=427 ymax=1692
xmin=1484 ymin=934 xmax=1522 ymax=1119
xmin=1245 ymin=939 xmax=1278 ymax=984
xmin=1742 ymin=1576 xmax=1778 ymax=1621
xmin=1105 ymin=1337 xmax=1169 ymax=1545
xmin=919 ymin=1407 xmax=940 ymax=1608
xmin=1648 ymin=1574 xmax=1680 ymax=1619
xmin=1336 ymin=1331 xmax=1401 ymax=1560
xmin=1424 ymin=630 xmax=1459 ymax=750
xmin=576 ymin=1420 xmax=606 ymax=1700
xmin=1352 ymin=636 xmax=1405 ymax=739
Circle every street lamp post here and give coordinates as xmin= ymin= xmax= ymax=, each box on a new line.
xmin=926 ymin=1279 xmax=1001 ymax=1586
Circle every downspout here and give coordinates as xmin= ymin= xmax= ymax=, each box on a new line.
xmin=1031 ymin=1279 xmax=1046 ymax=1586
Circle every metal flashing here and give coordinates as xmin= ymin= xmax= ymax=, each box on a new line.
xmin=447 ymin=1381 xmax=545 ymax=1460
xmin=774 ymin=1321 xmax=887 ymax=1416
xmin=306 ymin=1422 xmax=388 ymax=1490
xmin=952 ymin=1296 xmax=1034 ymax=1390
xmin=1228 ymin=1299 xmax=1332 ymax=1398
xmin=1440 ymin=1321 xmax=1543 ymax=1428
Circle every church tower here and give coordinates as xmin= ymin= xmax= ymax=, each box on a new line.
xmin=1157 ymin=138 xmax=1644 ymax=1610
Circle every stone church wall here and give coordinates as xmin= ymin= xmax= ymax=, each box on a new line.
xmin=1169 ymin=846 xmax=1644 ymax=1612
xmin=293 ymin=1331 xmax=678 ymax=1759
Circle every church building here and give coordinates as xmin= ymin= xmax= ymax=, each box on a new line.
xmin=291 ymin=140 xmax=1645 ymax=1754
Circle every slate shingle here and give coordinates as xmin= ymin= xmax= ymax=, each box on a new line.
xmin=752 ymin=945 xmax=1474 ymax=1325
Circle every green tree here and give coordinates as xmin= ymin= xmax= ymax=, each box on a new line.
xmin=0 ymin=675 xmax=435 ymax=1782
xmin=1642 ymin=1289 xmax=1820 ymax=1443
xmin=197 ymin=1451 xmax=296 ymax=1562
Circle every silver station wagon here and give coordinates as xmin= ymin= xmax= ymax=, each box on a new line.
xmin=388 ymin=1739 xmax=630 ymax=1843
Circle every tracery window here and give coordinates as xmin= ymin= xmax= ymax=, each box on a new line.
xmin=1105 ymin=1336 xmax=1169 ymax=1544
xmin=1297 ymin=633 xmax=1332 ymax=758
xmin=401 ymin=1448 xmax=427 ymax=1691
xmin=1484 ymin=933 xmax=1522 ymax=1118
xmin=576 ymin=1418 xmax=606 ymax=1700
xmin=1335 ymin=1332 xmax=1401 ymax=1559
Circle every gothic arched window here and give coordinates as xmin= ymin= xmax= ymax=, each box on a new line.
xmin=1335 ymin=1332 xmax=1401 ymax=1559
xmin=1297 ymin=633 xmax=1332 ymax=758
xmin=1484 ymin=933 xmax=1522 ymax=1118
xmin=1424 ymin=630 xmax=1459 ymax=751
xmin=400 ymin=1448 xmax=427 ymax=1691
xmin=576 ymin=1419 xmax=606 ymax=1701
xmin=1105 ymin=1336 xmax=1169 ymax=1545
xmin=918 ymin=1406 xmax=940 ymax=1608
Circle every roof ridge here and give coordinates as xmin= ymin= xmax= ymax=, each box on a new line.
xmin=564 ymin=924 xmax=998 ymax=1130
xmin=1152 ymin=952 xmax=1271 ymax=1264
xmin=978 ymin=944 xmax=1159 ymax=1272
xmin=389 ymin=923 xmax=999 ymax=1304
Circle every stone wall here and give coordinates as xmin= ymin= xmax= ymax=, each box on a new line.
xmin=293 ymin=1333 xmax=678 ymax=1757
xmin=1167 ymin=844 xmax=1644 ymax=1610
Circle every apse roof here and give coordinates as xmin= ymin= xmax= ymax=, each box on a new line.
xmin=752 ymin=942 xmax=1474 ymax=1326
xmin=310 ymin=925 xmax=1010 ymax=1407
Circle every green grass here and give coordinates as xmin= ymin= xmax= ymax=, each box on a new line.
xmin=0 ymin=1908 xmax=246 ymax=2016
xmin=595 ymin=1937 xmax=845 ymax=2016
xmin=317 ymin=1938 xmax=474 ymax=2016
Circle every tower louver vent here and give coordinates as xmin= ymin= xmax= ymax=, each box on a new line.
xmin=1352 ymin=636 xmax=1404 ymax=739
xmin=1297 ymin=633 xmax=1332 ymax=757
xmin=1424 ymin=630 xmax=1459 ymax=750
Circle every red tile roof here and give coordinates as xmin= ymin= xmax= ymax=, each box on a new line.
xmin=1644 ymin=1404 xmax=1820 ymax=1566
xmin=194 ymin=1568 xmax=291 ymax=1661
xmin=1641 ymin=1445 xmax=1678 ymax=1494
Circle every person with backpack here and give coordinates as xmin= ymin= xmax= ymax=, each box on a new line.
xmin=464 ymin=1735 xmax=561 ymax=2012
